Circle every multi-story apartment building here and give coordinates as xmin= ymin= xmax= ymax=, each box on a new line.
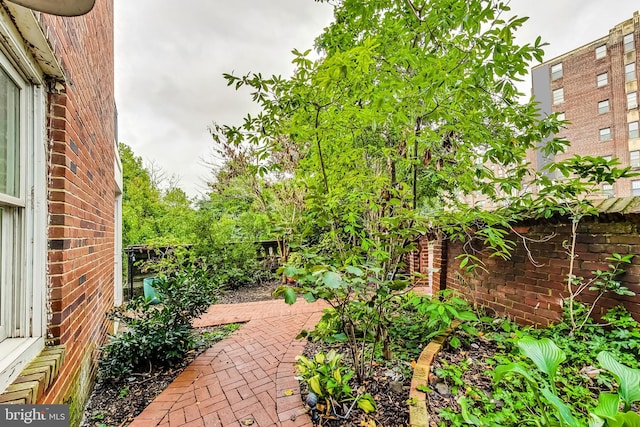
xmin=532 ymin=11 xmax=640 ymax=198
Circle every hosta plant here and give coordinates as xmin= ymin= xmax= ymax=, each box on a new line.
xmin=295 ymin=350 xmax=376 ymax=418
xmin=491 ymin=337 xmax=640 ymax=427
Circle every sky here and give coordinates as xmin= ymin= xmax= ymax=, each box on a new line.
xmin=114 ymin=1 xmax=640 ymax=198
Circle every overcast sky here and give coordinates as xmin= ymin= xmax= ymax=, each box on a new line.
xmin=114 ymin=1 xmax=640 ymax=198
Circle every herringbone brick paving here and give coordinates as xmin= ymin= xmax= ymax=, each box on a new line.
xmin=128 ymin=300 xmax=326 ymax=427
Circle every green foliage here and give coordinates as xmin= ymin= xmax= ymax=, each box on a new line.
xmin=99 ymin=262 xmax=220 ymax=382
xmin=296 ymin=350 xmax=354 ymax=402
xmin=387 ymin=291 xmax=477 ymax=360
xmin=435 ymin=309 xmax=640 ymax=426
xmin=295 ymin=350 xmax=376 ymax=418
xmin=191 ymin=211 xmax=272 ymax=288
xmin=564 ymin=253 xmax=636 ymax=334
xmin=119 ymin=143 xmax=196 ymax=247
xmin=491 ymin=337 xmax=640 ymax=427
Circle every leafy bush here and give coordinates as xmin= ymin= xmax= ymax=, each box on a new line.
xmin=193 ymin=215 xmax=273 ymax=289
xmin=295 ymin=350 xmax=376 ymax=417
xmin=99 ymin=263 xmax=220 ymax=382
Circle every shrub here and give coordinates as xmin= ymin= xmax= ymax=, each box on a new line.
xmin=99 ymin=262 xmax=220 ymax=382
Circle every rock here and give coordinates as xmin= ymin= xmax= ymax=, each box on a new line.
xmin=470 ymin=343 xmax=480 ymax=350
xmin=435 ymin=382 xmax=451 ymax=397
xmin=390 ymin=381 xmax=404 ymax=393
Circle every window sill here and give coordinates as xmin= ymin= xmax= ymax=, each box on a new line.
xmin=0 ymin=337 xmax=44 ymax=395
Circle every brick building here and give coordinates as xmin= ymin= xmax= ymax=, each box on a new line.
xmin=0 ymin=0 xmax=122 ymax=423
xmin=532 ymin=11 xmax=640 ymax=198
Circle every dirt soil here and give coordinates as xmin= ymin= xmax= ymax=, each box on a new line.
xmin=425 ymin=332 xmax=499 ymax=425
xmin=81 ymin=280 xmax=280 ymax=427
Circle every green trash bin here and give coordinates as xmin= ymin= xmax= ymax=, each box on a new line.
xmin=143 ymin=277 xmax=160 ymax=304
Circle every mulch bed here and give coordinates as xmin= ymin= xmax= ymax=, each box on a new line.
xmin=425 ymin=333 xmax=499 ymax=425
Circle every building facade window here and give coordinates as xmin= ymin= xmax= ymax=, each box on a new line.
xmin=599 ymin=127 xmax=611 ymax=141
xmin=628 ymin=91 xmax=638 ymax=110
xmin=633 ymin=180 xmax=640 ymax=196
xmin=630 ymin=121 xmax=639 ymax=139
xmin=602 ymin=183 xmax=614 ymax=198
xmin=0 ymin=38 xmax=46 ymax=394
xmin=552 ymin=87 xmax=564 ymax=104
xmin=551 ymin=63 xmax=563 ymax=80
xmin=624 ymin=33 xmax=635 ymax=53
xmin=626 ymin=63 xmax=636 ymax=82
xmin=630 ymin=150 xmax=640 ymax=168
xmin=595 ymin=44 xmax=607 ymax=59
xmin=598 ymin=99 xmax=610 ymax=114
xmin=596 ymin=72 xmax=608 ymax=87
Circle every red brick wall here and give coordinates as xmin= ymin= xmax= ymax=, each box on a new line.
xmin=413 ymin=217 xmax=640 ymax=326
xmin=409 ymin=236 xmax=446 ymax=295
xmin=38 ymin=0 xmax=116 ymax=404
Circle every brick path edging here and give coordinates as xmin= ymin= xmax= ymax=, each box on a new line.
xmin=408 ymin=321 xmax=460 ymax=427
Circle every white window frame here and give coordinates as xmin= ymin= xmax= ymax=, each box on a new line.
xmin=550 ymin=63 xmax=562 ymax=81
xmin=632 ymin=180 xmax=640 ymax=196
xmin=630 ymin=150 xmax=640 ymax=168
xmin=596 ymin=72 xmax=608 ymax=87
xmin=602 ymin=183 xmax=614 ymax=198
xmin=599 ymin=127 xmax=611 ymax=142
xmin=0 ymin=18 xmax=47 ymax=393
xmin=598 ymin=99 xmax=610 ymax=114
xmin=595 ymin=44 xmax=607 ymax=59
xmin=629 ymin=121 xmax=639 ymax=139
xmin=552 ymin=87 xmax=564 ymax=105
xmin=628 ymin=92 xmax=638 ymax=110
xmin=624 ymin=33 xmax=635 ymax=53
xmin=626 ymin=63 xmax=636 ymax=82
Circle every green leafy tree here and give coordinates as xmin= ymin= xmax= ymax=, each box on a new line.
xmin=210 ymin=0 xmax=634 ymax=379
xmin=120 ymin=143 xmax=197 ymax=246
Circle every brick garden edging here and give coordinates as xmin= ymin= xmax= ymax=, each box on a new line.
xmin=409 ymin=321 xmax=460 ymax=427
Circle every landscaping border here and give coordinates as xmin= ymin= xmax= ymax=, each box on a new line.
xmin=409 ymin=321 xmax=460 ymax=427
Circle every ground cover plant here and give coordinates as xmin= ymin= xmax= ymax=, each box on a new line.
xmin=293 ymin=290 xmax=480 ymax=425
xmin=426 ymin=303 xmax=640 ymax=426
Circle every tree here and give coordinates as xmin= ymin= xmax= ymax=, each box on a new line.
xmin=119 ymin=143 xmax=196 ymax=247
xmin=210 ymin=0 xmax=636 ymax=379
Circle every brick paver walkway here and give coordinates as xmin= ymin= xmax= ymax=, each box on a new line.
xmin=129 ymin=299 xmax=327 ymax=427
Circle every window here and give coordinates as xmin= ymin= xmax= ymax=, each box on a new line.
xmin=598 ymin=99 xmax=610 ymax=114
xmin=596 ymin=72 xmax=608 ymax=87
xmin=626 ymin=63 xmax=636 ymax=82
xmin=602 ymin=183 xmax=614 ymax=198
xmin=602 ymin=155 xmax=612 ymax=162
xmin=0 ymin=45 xmax=46 ymax=392
xmin=552 ymin=88 xmax=564 ymax=105
xmin=599 ymin=127 xmax=611 ymax=141
xmin=628 ymin=92 xmax=638 ymax=110
xmin=624 ymin=33 xmax=635 ymax=53
xmin=629 ymin=121 xmax=639 ymax=139
xmin=595 ymin=44 xmax=607 ymax=59
xmin=633 ymin=180 xmax=640 ymax=196
xmin=551 ymin=63 xmax=563 ymax=80
xmin=630 ymin=150 xmax=640 ymax=168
